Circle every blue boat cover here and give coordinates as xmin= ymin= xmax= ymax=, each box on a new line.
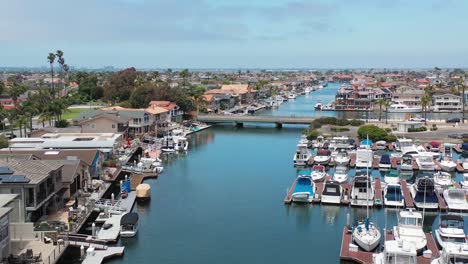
xmin=361 ymin=139 xmax=373 ymax=146
xmin=293 ymin=177 xmax=314 ymax=195
xmin=385 ymin=186 xmax=403 ymax=201
xmin=380 ymin=154 xmax=391 ymax=164
xmin=462 ymin=143 xmax=468 ymax=151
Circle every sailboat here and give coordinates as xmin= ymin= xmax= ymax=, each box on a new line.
xmin=352 ymin=136 xmax=381 ymax=252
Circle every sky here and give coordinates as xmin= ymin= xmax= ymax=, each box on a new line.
xmin=1 ymin=0 xmax=468 ymax=69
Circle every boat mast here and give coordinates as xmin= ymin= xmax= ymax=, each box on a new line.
xmin=366 ymin=134 xmax=369 ymax=219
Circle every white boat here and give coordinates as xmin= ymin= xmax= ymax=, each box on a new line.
xmin=372 ymin=239 xmax=417 ymax=264
xmin=304 ymin=87 xmax=312 ymax=94
xmin=443 ymin=189 xmax=468 ymax=211
xmin=321 ymin=180 xmax=342 ymax=204
xmin=410 ymin=177 xmax=439 ymax=209
xmin=434 ymin=171 xmax=454 ymax=189
xmin=333 ymin=166 xmax=349 ymax=183
xmin=293 ymin=143 xmax=311 ymax=166
xmin=355 ymin=147 xmax=373 ymax=169
xmin=311 ymin=165 xmax=327 ymax=182
xmin=314 ymin=102 xmax=322 ymax=111
xmin=128 ymin=156 xmax=164 ymax=174
xmin=312 ymin=136 xmax=325 ymax=149
xmin=298 ymin=134 xmax=309 ymax=145
xmin=434 ymin=214 xmax=467 ymax=249
xmin=440 ymin=156 xmax=457 ymax=172
xmin=431 ymin=242 xmax=468 ymax=264
xmin=387 ymin=102 xmax=422 ymax=113
xmin=415 ymin=153 xmax=435 ymax=171
xmin=350 ymin=173 xmax=374 ymax=207
xmin=335 ymin=149 xmax=350 ymax=166
xmin=384 ymin=169 xmax=400 ymax=184
xmin=287 ymin=93 xmax=296 ymax=100
xmin=393 ymin=210 xmax=427 ymax=253
xmin=161 ymin=136 xmax=176 ymax=153
xmin=292 ymin=175 xmax=315 ymax=203
xmin=394 ymin=138 xmax=418 ymax=154
xmin=460 ymin=173 xmax=468 ymax=190
xmin=379 ymin=154 xmax=391 ymax=171
xmin=400 ymin=154 xmax=414 ymax=171
xmin=375 ymin=141 xmax=387 ymax=150
xmin=120 ymin=212 xmax=139 ymax=238
xmin=384 ymin=183 xmax=404 ymax=207
xmin=353 ymin=218 xmax=381 ymax=252
xmin=314 ymin=150 xmax=331 ymax=165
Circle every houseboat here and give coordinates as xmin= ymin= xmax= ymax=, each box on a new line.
xmin=372 ymin=240 xmax=417 ymax=264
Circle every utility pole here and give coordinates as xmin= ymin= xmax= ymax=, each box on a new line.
xmin=462 ymin=76 xmax=466 ymax=123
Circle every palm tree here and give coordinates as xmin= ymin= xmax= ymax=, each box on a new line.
xmin=384 ymin=100 xmax=391 ymax=124
xmin=193 ymin=94 xmax=207 ymax=117
xmin=47 ymin=53 xmax=56 ymax=96
xmin=179 ymin=69 xmax=190 ymax=87
xmin=376 ymin=98 xmax=386 ymax=121
xmin=420 ymin=95 xmax=431 ymax=125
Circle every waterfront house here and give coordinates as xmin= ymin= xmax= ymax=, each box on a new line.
xmin=0 ymin=160 xmax=64 ymax=222
xmin=0 ymin=194 xmax=20 ymax=261
xmin=74 ymin=110 xmax=129 ymax=135
xmin=148 ymin=101 xmax=183 ymax=123
xmin=432 ymin=94 xmax=463 ymax=112
xmin=220 ymin=84 xmax=255 ymax=105
xmin=392 ymin=87 xmax=424 ymax=107
xmin=204 ymin=90 xmax=237 ymax=109
xmin=145 ymin=105 xmax=171 ymax=136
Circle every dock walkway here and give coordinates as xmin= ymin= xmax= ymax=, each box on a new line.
xmin=284 ymin=178 xmax=298 ymax=204
xmin=129 ymin=172 xmax=158 ymax=190
xmin=82 ymin=247 xmax=125 ymax=264
xmin=400 ymin=180 xmax=414 ymax=209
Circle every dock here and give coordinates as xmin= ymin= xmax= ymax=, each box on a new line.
xmin=341 ymin=183 xmax=351 ymax=205
xmin=130 ymin=172 xmax=158 ymax=190
xmin=400 ymin=180 xmax=414 ymax=209
xmin=374 ymin=178 xmax=382 ymax=207
xmin=339 ymin=227 xmax=373 ymax=264
xmin=456 ymin=161 xmax=465 ymax=172
xmin=82 ymin=246 xmax=125 ymax=264
xmin=453 ymin=145 xmax=463 ymax=153
xmin=313 ymin=181 xmax=324 ymax=203
xmin=372 ymin=157 xmax=379 ymax=169
xmin=349 ymin=154 xmax=356 ymax=168
xmin=435 ymin=191 xmax=448 ymax=212
xmin=284 ymin=178 xmax=298 ymax=204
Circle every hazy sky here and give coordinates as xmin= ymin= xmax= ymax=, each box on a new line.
xmin=1 ymin=0 xmax=468 ymax=68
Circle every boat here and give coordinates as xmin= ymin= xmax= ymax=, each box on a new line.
xmin=293 ymin=143 xmax=311 ymax=166
xmin=394 ymin=138 xmax=418 ymax=155
xmin=431 ymin=242 xmax=468 ymax=264
xmin=393 ymin=210 xmax=427 ymax=253
xmin=304 ymin=87 xmax=312 ymax=94
xmin=440 ymin=155 xmax=457 ymax=172
xmin=120 ymin=212 xmax=139 ymax=237
xmin=384 ymin=169 xmax=400 ymax=184
xmin=311 ymin=165 xmax=327 ymax=182
xmin=350 ymin=173 xmax=374 ymax=207
xmin=434 ymin=214 xmax=467 ymax=249
xmin=410 ymin=176 xmax=439 ymax=209
xmin=429 ymin=141 xmax=441 ymax=152
xmin=161 ymin=136 xmax=176 ymax=153
xmin=314 ymin=102 xmax=322 ymax=111
xmin=311 ymin=136 xmax=325 ymax=149
xmin=462 ymin=143 xmax=468 ymax=156
xmin=287 ymin=93 xmax=296 ymax=100
xmin=321 ymin=180 xmax=342 ymax=204
xmin=400 ymin=154 xmax=414 ymax=171
xmin=172 ymin=129 xmax=189 ymax=151
xmin=372 ymin=239 xmax=417 ymax=264
xmin=128 ymin=156 xmax=164 ymax=174
xmin=387 ymin=102 xmax=422 ymax=113
xmin=355 ymin=147 xmax=373 ymax=169
xmin=379 ymin=154 xmax=391 ymax=171
xmin=333 ymin=165 xmax=349 ymax=183
xmin=136 ymin=183 xmax=151 ymax=200
xmin=298 ymin=134 xmax=309 ymax=145
xmin=375 ymin=141 xmax=387 ymax=150
xmin=314 ymin=149 xmax=332 ymax=165
xmin=462 ymin=158 xmax=468 ymax=171
xmin=384 ymin=183 xmax=404 ymax=207
xmin=292 ymin=175 xmax=315 ymax=203
xmin=335 ymin=149 xmax=350 ymax=166
xmin=460 ymin=173 xmax=468 ymax=190
xmin=443 ymin=189 xmax=468 ymax=211
xmin=415 ymin=153 xmax=435 ymax=171
xmin=434 ymin=171 xmax=454 ymax=189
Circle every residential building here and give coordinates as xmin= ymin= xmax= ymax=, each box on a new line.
xmin=392 ymin=88 xmax=424 ymax=107
xmin=148 ymin=101 xmax=183 ymax=123
xmin=433 ymin=94 xmax=463 ymax=112
xmin=0 ymin=194 xmax=20 ymax=262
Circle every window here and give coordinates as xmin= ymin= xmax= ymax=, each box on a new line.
xmin=112 ymin=124 xmax=116 ymax=129
xmin=91 ymin=124 xmax=95 ymax=129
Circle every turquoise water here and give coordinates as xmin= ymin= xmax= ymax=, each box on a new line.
xmin=107 ymin=83 xmax=464 ymax=264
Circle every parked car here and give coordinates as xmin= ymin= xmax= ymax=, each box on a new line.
xmin=446 ymin=117 xmax=461 ymax=123
xmin=449 ymin=134 xmax=463 ymax=139
xmin=409 ymin=117 xmax=426 ymax=122
xmin=4 ymin=133 xmax=16 ymax=139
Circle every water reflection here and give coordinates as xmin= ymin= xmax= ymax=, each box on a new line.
xmin=291 ymin=204 xmax=313 ymax=230
xmin=321 ymin=205 xmax=340 ymax=225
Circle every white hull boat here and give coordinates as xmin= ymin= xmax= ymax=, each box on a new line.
xmin=443 ymin=189 xmax=468 ymax=211
xmin=387 ymin=102 xmax=422 ymax=113
xmin=431 ymin=243 xmax=468 ymax=264
xmin=410 ymin=177 xmax=439 ymax=210
xmin=311 ymin=165 xmax=327 ymax=182
xmin=393 ymin=210 xmax=427 ymax=253
xmin=353 ymin=219 xmax=381 ymax=252
xmin=372 ymin=240 xmax=417 ymax=264
xmin=439 ymin=157 xmax=457 ymax=172
xmin=293 ymin=143 xmax=311 ymax=166
xmin=321 ymin=181 xmax=342 ymax=204
xmin=434 ymin=171 xmax=454 ymax=189
xmin=350 ymin=174 xmax=374 ymax=207
xmin=333 ymin=166 xmax=349 ymax=183
xmin=384 ymin=183 xmax=404 ymax=207
xmin=434 ymin=214 xmax=467 ymax=249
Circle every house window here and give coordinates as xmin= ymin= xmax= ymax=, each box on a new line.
xmin=91 ymin=124 xmax=95 ymax=129
xmin=144 ymin=113 xmax=149 ymax=123
xmin=112 ymin=124 xmax=116 ymax=129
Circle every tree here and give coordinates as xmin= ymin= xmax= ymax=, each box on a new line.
xmin=56 ymin=50 xmax=65 ymax=94
xmin=376 ymin=98 xmax=386 ymax=121
xmin=0 ymin=81 xmax=4 ymax=95
xmin=384 ymin=100 xmax=391 ymax=124
xmin=420 ymin=94 xmax=431 ymax=125
xmin=179 ymin=69 xmax=190 ymax=87
xmin=357 ymin=125 xmax=388 ymax=141
xmin=47 ymin=53 xmax=56 ymax=97
xmin=103 ymin=67 xmax=138 ymax=102
xmin=0 ymin=135 xmax=8 ymax=149
xmin=74 ymin=72 xmax=102 ymax=100
xmin=129 ymin=82 xmax=158 ymax=108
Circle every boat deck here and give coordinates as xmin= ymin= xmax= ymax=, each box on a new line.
xmin=374 ymin=178 xmax=382 ymax=207
xmin=284 ymin=178 xmax=298 ymax=204
xmin=400 ymin=180 xmax=415 ymax=209
xmin=384 ymin=230 xmax=439 ymax=264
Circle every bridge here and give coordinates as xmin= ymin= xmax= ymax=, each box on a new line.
xmin=197 ymin=115 xmax=317 ymax=128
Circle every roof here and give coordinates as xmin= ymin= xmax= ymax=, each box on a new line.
xmin=145 ymin=106 xmax=169 ymax=115
xmin=54 ymin=160 xmax=81 ymax=183
xmin=73 ymin=109 xmax=148 ymax=122
xmin=0 ymin=208 xmax=13 ymax=219
xmin=148 ymin=101 xmax=178 ymax=111
xmin=0 ymin=160 xmax=63 ymax=185
xmin=120 ymin=212 xmax=139 ymax=225
xmin=0 ymin=149 xmax=100 ymax=166
xmin=0 ymin=194 xmax=19 ymax=207
xmin=203 ymin=94 xmax=214 ymax=102
xmin=220 ymin=84 xmax=250 ymax=94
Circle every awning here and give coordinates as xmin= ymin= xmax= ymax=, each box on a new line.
xmin=120 ymin=212 xmax=139 ymax=225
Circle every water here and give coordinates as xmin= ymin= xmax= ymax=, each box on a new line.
xmin=101 ymin=84 xmax=465 ymax=263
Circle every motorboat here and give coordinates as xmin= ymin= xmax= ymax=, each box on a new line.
xmin=415 ymin=153 xmax=435 ymax=171
xmin=372 ymin=239 xmax=417 ymax=264
xmin=331 ymin=136 xmax=353 ymax=151
xmin=393 ymin=210 xmax=427 ymax=253
xmin=384 ymin=183 xmax=404 ymax=207
xmin=434 ymin=171 xmax=454 ymax=189
xmin=136 ymin=183 xmax=151 ymax=200
xmin=353 ymin=218 xmax=381 ymax=252
xmin=172 ymin=129 xmax=189 ymax=151
xmin=335 ymin=149 xmax=350 ymax=166
xmin=120 ymin=212 xmax=139 ymax=237
xmin=375 ymin=140 xmax=387 ymax=150
xmin=293 ymin=143 xmax=311 ymax=166
xmin=292 ymin=175 xmax=315 ymax=203
xmin=304 ymin=87 xmax=312 ymax=94
xmin=161 ymin=136 xmax=176 ymax=153
xmin=298 ymin=134 xmax=309 ymax=145
xmin=410 ymin=176 xmax=439 ymax=209
xmin=429 ymin=141 xmax=441 ymax=152
xmin=443 ymin=189 xmax=468 ymax=211
xmin=333 ymin=165 xmax=349 ymax=183
xmin=321 ymin=180 xmax=342 ymax=204
xmin=314 ymin=101 xmax=322 ymax=111
xmin=440 ymin=155 xmax=457 ymax=172
xmin=355 ymin=147 xmax=373 ymax=169
xmin=287 ymin=93 xmax=296 ymax=100
xmin=128 ymin=156 xmax=164 ymax=174
xmin=434 ymin=214 xmax=467 ymax=249
xmin=311 ymin=165 xmax=327 ymax=182
xmin=431 ymin=242 xmax=468 ymax=264
xmin=350 ymin=174 xmax=374 ymax=207
xmin=379 ymin=154 xmax=391 ymax=171
xmin=460 ymin=173 xmax=468 ymax=190
xmin=394 ymin=138 xmax=418 ymax=155
xmin=311 ymin=136 xmax=325 ymax=149
xmin=387 ymin=102 xmax=422 ymax=113
xmin=314 ymin=150 xmax=332 ymax=165
xmin=384 ymin=169 xmax=400 ymax=184
xmin=400 ymin=154 xmax=414 ymax=171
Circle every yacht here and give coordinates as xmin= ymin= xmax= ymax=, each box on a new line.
xmin=434 ymin=214 xmax=467 ymax=249
xmin=394 ymin=138 xmax=418 ymax=154
xmin=293 ymin=143 xmax=311 ymax=166
xmin=379 ymin=154 xmax=391 ymax=171
xmin=434 ymin=171 xmax=454 ymax=189
xmin=314 ymin=102 xmax=322 ymax=111
xmin=172 ymin=129 xmax=189 ymax=151
xmin=287 ymin=93 xmax=296 ymax=100
xmin=393 ymin=210 xmax=427 ymax=253
xmin=311 ymin=136 xmax=325 ymax=149
xmin=460 ymin=173 xmax=468 ymax=190
xmin=311 ymin=165 xmax=327 ymax=182
xmin=120 ymin=212 xmax=139 ymax=238
xmin=431 ymin=243 xmax=468 ymax=264
xmin=314 ymin=150 xmax=332 ymax=165
xmin=375 ymin=140 xmax=387 ymax=150
xmin=443 ymin=189 xmax=468 ymax=211
xmin=384 ymin=183 xmax=404 ymax=207
xmin=292 ymin=175 xmax=315 ymax=203
xmin=333 ymin=166 xmax=349 ymax=183
xmin=298 ymin=134 xmax=309 ymax=145
xmin=132 ymin=157 xmax=164 ymax=174
xmin=440 ymin=155 xmax=457 ymax=172
xmin=372 ymin=239 xmax=417 ymax=264
xmin=161 ymin=136 xmax=176 ymax=153
xmin=387 ymin=102 xmax=422 ymax=113
xmin=400 ymin=154 xmax=414 ymax=171
xmin=335 ymin=149 xmax=350 ymax=166
xmin=410 ymin=176 xmax=439 ymax=209
xmin=415 ymin=153 xmax=435 ymax=171
xmin=350 ymin=174 xmax=374 ymax=207
xmin=384 ymin=169 xmax=400 ymax=184
xmin=353 ymin=218 xmax=381 ymax=252
xmin=355 ymin=147 xmax=373 ymax=169
xmin=320 ymin=180 xmax=342 ymax=204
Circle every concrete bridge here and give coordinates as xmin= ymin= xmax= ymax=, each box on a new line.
xmin=196 ymin=114 xmax=316 ymax=128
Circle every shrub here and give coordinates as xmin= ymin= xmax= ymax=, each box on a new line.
xmin=335 ymin=119 xmax=349 ymax=126
xmin=385 ymin=128 xmax=392 ymax=132
xmin=408 ymin=126 xmax=427 ymax=132
xmin=55 ymin=120 xmax=69 ymax=128
xmin=331 ymin=126 xmax=350 ymax=132
xmin=386 ymin=135 xmax=397 ymax=142
xmin=0 ymin=136 xmax=7 ymax=149
xmin=357 ymin=125 xmax=388 ymax=141
xmin=430 ymin=124 xmax=438 ymax=131
xmin=306 ymin=130 xmax=321 ymax=140
xmin=349 ymin=119 xmax=364 ymax=126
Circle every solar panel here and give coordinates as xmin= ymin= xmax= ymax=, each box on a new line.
xmin=0 ymin=167 xmax=13 ymax=175
xmin=0 ymin=175 xmax=30 ymax=183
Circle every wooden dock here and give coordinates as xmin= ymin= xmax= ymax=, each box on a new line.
xmin=412 ymin=160 xmax=419 ymax=170
xmin=313 ymin=181 xmax=324 ymax=203
xmin=339 ymin=227 xmax=373 ymax=264
xmin=374 ymin=178 xmax=382 ymax=207
xmin=372 ymin=157 xmax=380 ymax=169
xmin=436 ymin=191 xmax=448 ymax=212
xmin=400 ymin=180 xmax=415 ymax=209
xmin=456 ymin=161 xmax=465 ymax=172
xmin=130 ymin=172 xmax=158 ymax=190
xmin=284 ymin=178 xmax=298 ymax=204
xmin=453 ymin=145 xmax=463 ymax=153
xmin=341 ymin=183 xmax=351 ymax=205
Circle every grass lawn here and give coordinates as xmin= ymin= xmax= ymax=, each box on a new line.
xmin=63 ymin=108 xmax=91 ymax=120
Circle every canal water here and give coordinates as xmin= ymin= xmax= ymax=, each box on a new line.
xmin=107 ymin=82 xmax=464 ymax=264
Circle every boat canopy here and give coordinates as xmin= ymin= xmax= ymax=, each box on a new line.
xmin=360 ymin=139 xmax=373 ymax=146
xmin=347 ymin=139 xmax=355 ymax=145
xmin=429 ymin=141 xmax=441 ymax=147
xmin=323 ymin=181 xmax=340 ymax=195
xmin=121 ymin=212 xmax=139 ymax=226
xmin=380 ymin=154 xmax=391 ymax=164
xmin=312 ymin=165 xmax=325 ymax=171
xmin=416 ymin=177 xmax=435 ymax=192
xmin=440 ymin=214 xmax=464 ymax=223
xmin=386 ymin=169 xmax=399 ymax=177
xmin=462 ymin=143 xmax=468 ymax=151
xmin=317 ymin=150 xmax=331 ymax=155
xmin=376 ymin=140 xmax=386 ymax=145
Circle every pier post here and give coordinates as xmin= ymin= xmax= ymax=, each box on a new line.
xmin=80 ymin=245 xmax=85 ymax=259
xmin=346 ymin=213 xmax=350 ymax=228
xmin=235 ymin=122 xmax=243 ymax=128
xmin=92 ymin=223 xmax=96 ymax=237
xmin=275 ymin=122 xmax=283 ymax=129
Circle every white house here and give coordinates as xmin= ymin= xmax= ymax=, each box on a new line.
xmin=432 ymin=94 xmax=462 ymax=112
